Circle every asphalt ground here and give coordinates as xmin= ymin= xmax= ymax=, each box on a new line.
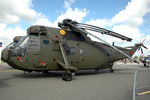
xmin=0 ymin=62 xmax=150 ymax=100
xmin=135 ymin=70 xmax=150 ymax=100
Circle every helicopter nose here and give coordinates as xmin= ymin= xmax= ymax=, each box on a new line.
xmin=1 ymin=46 xmax=22 ymax=69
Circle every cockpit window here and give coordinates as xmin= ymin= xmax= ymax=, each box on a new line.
xmin=10 ymin=36 xmax=28 ymax=57
xmin=19 ymin=37 xmax=29 ymax=48
xmin=16 ymin=36 xmax=28 ymax=48
xmin=6 ymin=43 xmax=13 ymax=49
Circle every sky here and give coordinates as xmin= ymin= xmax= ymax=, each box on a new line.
xmin=0 ymin=0 xmax=150 ymax=57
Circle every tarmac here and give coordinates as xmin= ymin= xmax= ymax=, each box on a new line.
xmin=0 ymin=62 xmax=150 ymax=100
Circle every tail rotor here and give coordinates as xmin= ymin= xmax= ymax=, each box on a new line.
xmin=137 ymin=39 xmax=148 ymax=55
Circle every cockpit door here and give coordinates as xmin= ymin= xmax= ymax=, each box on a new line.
xmin=26 ymin=37 xmax=40 ymax=68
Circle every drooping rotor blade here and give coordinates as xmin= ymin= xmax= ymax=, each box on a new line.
xmin=65 ymin=21 xmax=132 ymax=59
xmin=77 ymin=23 xmax=132 ymax=42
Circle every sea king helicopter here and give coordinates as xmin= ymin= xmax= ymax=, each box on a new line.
xmin=1 ymin=19 xmax=147 ymax=81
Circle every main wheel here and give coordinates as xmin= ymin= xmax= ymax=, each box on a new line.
xmin=95 ymin=68 xmax=100 ymax=73
xmin=110 ymin=69 xmax=114 ymax=73
xmin=62 ymin=73 xmax=72 ymax=81
xmin=42 ymin=70 xmax=49 ymax=74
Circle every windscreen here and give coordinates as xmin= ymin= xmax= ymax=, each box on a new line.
xmin=10 ymin=36 xmax=28 ymax=57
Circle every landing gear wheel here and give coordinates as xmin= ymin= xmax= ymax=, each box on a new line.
xmin=27 ymin=71 xmax=32 ymax=73
xmin=110 ymin=69 xmax=114 ymax=73
xmin=62 ymin=73 xmax=72 ymax=81
xmin=42 ymin=70 xmax=49 ymax=74
xmin=95 ymin=68 xmax=100 ymax=73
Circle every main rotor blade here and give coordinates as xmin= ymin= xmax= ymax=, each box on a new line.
xmin=66 ymin=21 xmax=132 ymax=59
xmin=77 ymin=23 xmax=132 ymax=42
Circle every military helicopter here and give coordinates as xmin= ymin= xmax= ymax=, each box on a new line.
xmin=1 ymin=19 xmax=146 ymax=81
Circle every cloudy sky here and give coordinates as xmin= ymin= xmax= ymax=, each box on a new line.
xmin=0 ymin=0 xmax=150 ymax=56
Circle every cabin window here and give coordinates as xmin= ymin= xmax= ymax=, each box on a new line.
xmin=80 ymin=48 xmax=84 ymax=56
xmin=43 ymin=40 xmax=49 ymax=45
xmin=70 ymin=47 xmax=76 ymax=55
